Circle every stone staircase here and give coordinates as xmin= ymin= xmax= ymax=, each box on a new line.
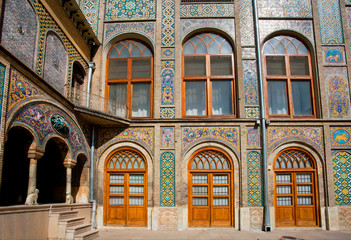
xmin=48 ymin=206 xmax=99 ymax=240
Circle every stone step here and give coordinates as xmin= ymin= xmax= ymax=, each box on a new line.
xmin=50 ymin=206 xmax=72 ymax=213
xmin=59 ymin=217 xmax=85 ymax=228
xmin=66 ymin=224 xmax=92 ymax=240
xmin=73 ymin=229 xmax=99 ymax=240
xmin=57 ymin=210 xmax=79 ymax=220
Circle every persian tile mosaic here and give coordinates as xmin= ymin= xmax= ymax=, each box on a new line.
xmin=0 ymin=64 xmax=5 ymax=129
xmin=181 ymin=19 xmax=235 ymax=42
xmin=317 ymin=0 xmax=344 ymax=44
xmin=346 ymin=8 xmax=351 ymax=28
xmin=161 ymin=127 xmax=175 ymax=147
xmin=247 ymin=127 xmax=260 ymax=148
xmin=330 ymin=127 xmax=351 ymax=147
xmin=104 ymin=22 xmax=156 ymax=46
xmin=160 ymin=107 xmax=175 ymax=119
xmin=180 ymin=3 xmax=234 ymax=18
xmin=267 ymin=127 xmax=324 ymax=154
xmin=79 ymin=0 xmax=100 ymax=35
xmin=160 ymin=151 xmax=175 ymax=206
xmin=332 ymin=151 xmax=351 ymax=205
xmin=7 ymin=69 xmax=46 ymax=116
xmin=324 ymin=67 xmax=350 ymax=118
xmin=12 ymin=103 xmax=88 ymax=158
xmin=242 ymin=47 xmax=256 ymax=59
xmin=96 ymin=127 xmax=155 ymax=156
xmin=245 ymin=107 xmax=260 ymax=119
xmin=239 ymin=0 xmax=255 ymax=46
xmin=161 ymin=48 xmax=175 ymax=59
xmin=259 ymin=20 xmax=314 ymax=46
xmin=322 ymin=46 xmax=346 ymax=65
xmin=162 ymin=0 xmax=175 ymax=46
xmin=347 ymin=0 xmax=351 ymax=4
xmin=247 ymin=151 xmax=262 ymax=206
xmin=105 ymin=0 xmax=156 ymax=21
xmin=243 ymin=60 xmax=259 ymax=106
xmin=181 ymin=127 xmax=240 ymax=156
xmin=161 ymin=61 xmax=175 ymax=105
xmin=258 ymin=0 xmax=312 ymax=18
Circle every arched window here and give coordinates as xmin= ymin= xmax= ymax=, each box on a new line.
xmin=104 ymin=148 xmax=147 ymax=226
xmin=188 ymin=149 xmax=233 ymax=227
xmin=274 ymin=148 xmax=319 ymax=227
xmin=263 ymin=35 xmax=316 ymax=118
xmin=106 ymin=40 xmax=153 ymax=118
xmin=182 ymin=33 xmax=235 ymax=117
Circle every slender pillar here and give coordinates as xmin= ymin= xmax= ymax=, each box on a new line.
xmin=64 ymin=158 xmax=77 ymax=204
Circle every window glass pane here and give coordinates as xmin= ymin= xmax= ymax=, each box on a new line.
xmin=110 ymin=186 xmax=124 ymax=194
xmin=292 ymin=81 xmax=312 ymax=115
xmin=108 ymin=59 xmax=127 ymax=79
xmin=297 ymin=185 xmax=312 ymax=194
xmin=132 ymin=59 xmax=151 ymax=78
xmin=213 ymin=175 xmax=228 ymax=184
xmin=110 ymin=174 xmax=124 ymax=183
xmin=268 ymin=80 xmax=288 ymax=115
xmin=290 ymin=56 xmax=309 ymax=75
xmin=277 ymin=196 xmax=292 ymax=206
xmin=213 ymin=197 xmax=229 ymax=206
xmin=212 ymin=80 xmax=233 ymax=115
xmin=184 ymin=56 xmax=206 ymax=76
xmin=264 ymin=43 xmax=274 ymax=54
xmin=132 ymin=83 xmax=150 ymax=117
xmin=130 ymin=174 xmax=144 ymax=183
xmin=276 ymin=174 xmax=291 ymax=183
xmin=109 ymin=161 xmax=114 ymax=169
xmin=183 ymin=41 xmax=195 ymax=54
xmin=192 ymin=197 xmax=208 ymax=206
xmin=297 ymin=196 xmax=312 ymax=205
xmin=186 ymin=81 xmax=206 ymax=116
xmin=213 ymin=186 xmax=228 ymax=195
xmin=129 ymin=196 xmax=144 ymax=205
xmin=266 ymin=56 xmax=286 ymax=75
xmin=109 ymin=84 xmax=127 ymax=116
xmin=276 ymin=185 xmax=292 ymax=194
xmin=129 ymin=186 xmax=144 ymax=194
xmin=109 ymin=196 xmax=124 ymax=205
xmin=192 ymin=175 xmax=208 ymax=184
xmin=142 ymin=47 xmax=152 ymax=57
xmin=109 ymin=48 xmax=118 ymax=58
xmin=192 ymin=186 xmax=208 ymax=195
xmin=210 ymin=56 xmax=232 ymax=76
xmin=296 ymin=174 xmax=311 ymax=183
xmin=208 ymin=41 xmax=220 ymax=54
xmin=221 ymin=41 xmax=232 ymax=54
xmin=196 ymin=40 xmax=207 ymax=54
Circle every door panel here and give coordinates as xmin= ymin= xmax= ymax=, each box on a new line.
xmin=276 ymin=207 xmax=295 ymax=226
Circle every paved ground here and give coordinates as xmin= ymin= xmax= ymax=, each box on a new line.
xmin=98 ymin=228 xmax=351 ymax=240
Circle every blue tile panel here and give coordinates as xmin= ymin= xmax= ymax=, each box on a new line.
xmin=0 ymin=64 xmax=5 ymax=130
xmin=160 ymin=151 xmax=176 ymax=207
xmin=180 ymin=3 xmax=234 ymax=18
xmin=333 ymin=151 xmax=351 ymax=205
xmin=247 ymin=151 xmax=262 ymax=206
xmin=105 ymin=0 xmax=156 ymax=21
xmin=79 ymin=0 xmax=100 ymax=35
xmin=162 ymin=0 xmax=175 ymax=46
xmin=258 ymin=0 xmax=312 ymax=18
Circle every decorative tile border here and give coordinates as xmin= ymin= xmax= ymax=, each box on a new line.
xmin=322 ymin=46 xmax=346 ymax=65
xmin=258 ymin=0 xmax=312 ymax=18
xmin=161 ymin=48 xmax=175 ymax=59
xmin=239 ymin=0 xmax=255 ymax=46
xmin=162 ymin=0 xmax=175 ymax=46
xmin=180 ymin=3 xmax=234 ymax=18
xmin=160 ymin=151 xmax=175 ymax=207
xmin=160 ymin=107 xmax=175 ymax=119
xmin=181 ymin=127 xmax=240 ymax=156
xmin=79 ymin=0 xmax=100 ymax=35
xmin=247 ymin=151 xmax=262 ymax=206
xmin=0 ymin=64 xmax=6 ymax=129
xmin=105 ymin=0 xmax=156 ymax=21
xmin=332 ymin=151 xmax=351 ymax=205
xmin=247 ymin=127 xmax=260 ymax=148
xmin=243 ymin=60 xmax=258 ymax=106
xmin=161 ymin=61 xmax=174 ymax=105
xmin=161 ymin=127 xmax=174 ymax=147
xmin=330 ymin=127 xmax=351 ymax=147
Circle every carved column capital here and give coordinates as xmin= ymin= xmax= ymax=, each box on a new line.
xmin=27 ymin=143 xmax=44 ymax=160
xmin=64 ymin=158 xmax=77 ymax=168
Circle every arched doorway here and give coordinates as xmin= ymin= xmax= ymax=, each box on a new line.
xmin=274 ymin=148 xmax=319 ymax=227
xmin=104 ymin=148 xmax=147 ymax=226
xmin=188 ymin=148 xmax=233 ymax=227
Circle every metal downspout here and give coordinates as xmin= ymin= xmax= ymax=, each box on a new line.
xmin=252 ymin=0 xmax=271 ymax=231
xmin=90 ymin=126 xmax=96 ymax=229
xmin=86 ymin=62 xmax=95 ymax=108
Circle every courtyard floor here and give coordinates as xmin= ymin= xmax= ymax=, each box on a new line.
xmin=98 ymin=228 xmax=351 ymax=240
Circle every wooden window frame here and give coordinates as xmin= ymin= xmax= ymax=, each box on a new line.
xmin=263 ymin=38 xmax=316 ymax=119
xmin=106 ymin=41 xmax=154 ymax=119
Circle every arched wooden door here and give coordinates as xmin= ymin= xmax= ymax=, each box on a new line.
xmin=274 ymin=148 xmax=319 ymax=227
xmin=188 ymin=149 xmax=233 ymax=227
xmin=104 ymin=148 xmax=147 ymax=226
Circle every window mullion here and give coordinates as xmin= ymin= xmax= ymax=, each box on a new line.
xmin=286 ymin=55 xmax=294 ymax=118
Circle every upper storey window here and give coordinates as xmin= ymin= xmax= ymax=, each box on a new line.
xmin=182 ymin=33 xmax=235 ymax=117
xmin=263 ymin=36 xmax=316 ymax=118
xmin=106 ymin=40 xmax=153 ymax=118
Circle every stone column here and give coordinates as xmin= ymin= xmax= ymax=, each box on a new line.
xmin=64 ymin=158 xmax=77 ymax=204
xmin=25 ymin=143 xmax=44 ymax=205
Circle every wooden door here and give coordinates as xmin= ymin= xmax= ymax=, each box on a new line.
xmin=274 ymin=149 xmax=319 ymax=227
xmin=188 ymin=149 xmax=233 ymax=227
xmin=104 ymin=149 xmax=147 ymax=226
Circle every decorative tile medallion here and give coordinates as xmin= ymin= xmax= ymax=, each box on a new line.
xmin=162 ymin=127 xmax=174 ymax=147
xmin=161 ymin=61 xmax=174 ymax=105
xmin=331 ymin=127 xmax=351 ymax=147
xmin=181 ymin=127 xmax=240 ymax=156
xmin=258 ymin=0 xmax=312 ymax=18
xmin=239 ymin=0 xmax=255 ymax=46
xmin=245 ymin=107 xmax=260 ymax=119
xmin=162 ymin=0 xmax=175 ymax=46
xmin=243 ymin=60 xmax=258 ymax=105
xmin=322 ymin=46 xmax=346 ymax=65
xmin=0 ymin=63 xmax=5 ymax=129
xmin=181 ymin=19 xmax=235 ymax=42
xmin=247 ymin=151 xmax=262 ymax=206
xmin=160 ymin=107 xmax=175 ymax=119
xmin=267 ymin=127 xmax=324 ymax=154
xmin=325 ymin=67 xmax=350 ymax=118
xmin=104 ymin=22 xmax=156 ymax=46
xmin=105 ymin=0 xmax=156 ymax=21
xmin=161 ymin=48 xmax=175 ymax=59
xmin=79 ymin=0 xmax=100 ymax=35
xmin=180 ymin=3 xmax=234 ymax=18
xmin=332 ymin=151 xmax=351 ymax=205
xmin=317 ymin=0 xmax=344 ymax=44
xmin=160 ymin=151 xmax=175 ymax=206
xmin=247 ymin=127 xmax=260 ymax=148
xmin=242 ymin=47 xmax=256 ymax=59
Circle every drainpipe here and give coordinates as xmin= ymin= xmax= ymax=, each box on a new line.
xmin=90 ymin=126 xmax=96 ymax=229
xmin=86 ymin=62 xmax=95 ymax=108
xmin=252 ymin=0 xmax=271 ymax=232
